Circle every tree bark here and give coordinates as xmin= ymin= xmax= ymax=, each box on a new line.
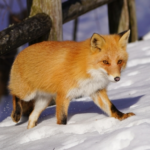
xmin=127 ymin=0 xmax=138 ymax=42
xmin=0 ymin=13 xmax=52 ymax=55
xmin=108 ymin=0 xmax=129 ymax=34
xmin=73 ymin=18 xmax=78 ymax=41
xmin=28 ymin=0 xmax=63 ymax=41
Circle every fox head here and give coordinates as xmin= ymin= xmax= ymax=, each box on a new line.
xmin=89 ymin=30 xmax=130 ymax=82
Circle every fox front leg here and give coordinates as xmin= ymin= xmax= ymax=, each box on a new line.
xmin=56 ymin=94 xmax=70 ymax=125
xmin=91 ymin=89 xmax=135 ymax=120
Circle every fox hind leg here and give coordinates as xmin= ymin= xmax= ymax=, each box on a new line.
xmin=21 ymin=100 xmax=34 ymax=116
xmin=27 ymin=97 xmax=52 ymax=129
xmin=11 ymin=95 xmax=22 ymax=123
xmin=11 ymin=96 xmax=34 ymax=123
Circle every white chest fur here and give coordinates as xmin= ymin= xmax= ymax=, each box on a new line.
xmin=67 ymin=68 xmax=109 ymax=99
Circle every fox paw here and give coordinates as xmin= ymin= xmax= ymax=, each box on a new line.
xmin=27 ymin=120 xmax=37 ymax=129
xmin=119 ymin=112 xmax=135 ymax=121
xmin=11 ymin=111 xmax=21 ymax=123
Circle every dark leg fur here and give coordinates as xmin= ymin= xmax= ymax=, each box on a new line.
xmin=61 ymin=113 xmax=67 ymax=125
xmin=111 ymin=104 xmax=124 ymax=118
xmin=11 ymin=96 xmax=22 ymax=123
xmin=21 ymin=100 xmax=34 ymax=116
xmin=111 ymin=103 xmax=135 ymax=120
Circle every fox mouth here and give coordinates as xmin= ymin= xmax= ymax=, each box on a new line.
xmin=98 ymin=68 xmax=121 ymax=82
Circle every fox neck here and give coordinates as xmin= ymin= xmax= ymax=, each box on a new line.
xmin=67 ymin=67 xmax=110 ymax=99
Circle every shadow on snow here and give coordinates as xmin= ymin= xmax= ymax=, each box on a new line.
xmin=38 ymin=95 xmax=142 ymax=125
xmin=0 ymin=95 xmax=143 ymax=125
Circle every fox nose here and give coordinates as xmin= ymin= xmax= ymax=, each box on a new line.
xmin=114 ymin=77 xmax=120 ymax=82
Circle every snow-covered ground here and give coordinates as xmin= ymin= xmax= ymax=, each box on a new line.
xmin=1 ymin=1 xmax=150 ymax=149
xmin=1 ymin=39 xmax=150 ymax=149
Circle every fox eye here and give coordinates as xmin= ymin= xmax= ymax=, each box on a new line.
xmin=118 ymin=60 xmax=122 ymax=64
xmin=103 ymin=60 xmax=109 ymax=64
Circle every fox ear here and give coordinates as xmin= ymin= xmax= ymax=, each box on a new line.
xmin=91 ymin=33 xmax=105 ymax=52
xmin=118 ymin=30 xmax=130 ymax=49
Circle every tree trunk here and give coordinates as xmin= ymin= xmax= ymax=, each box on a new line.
xmin=28 ymin=0 xmax=63 ymax=41
xmin=108 ymin=0 xmax=129 ymax=34
xmin=127 ymin=0 xmax=138 ymax=42
xmin=73 ymin=18 xmax=78 ymax=41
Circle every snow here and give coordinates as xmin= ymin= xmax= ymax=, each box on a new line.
xmin=0 ymin=39 xmax=150 ymax=149
xmin=143 ymin=32 xmax=150 ymax=40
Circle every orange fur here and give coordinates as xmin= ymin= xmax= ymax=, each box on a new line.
xmin=9 ymin=30 xmax=135 ymax=129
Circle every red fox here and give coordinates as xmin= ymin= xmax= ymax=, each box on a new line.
xmin=9 ymin=30 xmax=135 ymax=129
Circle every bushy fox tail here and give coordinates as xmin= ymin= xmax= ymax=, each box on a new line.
xmin=11 ymin=95 xmax=22 ymax=123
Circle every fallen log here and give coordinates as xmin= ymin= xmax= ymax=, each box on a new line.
xmin=0 ymin=13 xmax=52 ymax=55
